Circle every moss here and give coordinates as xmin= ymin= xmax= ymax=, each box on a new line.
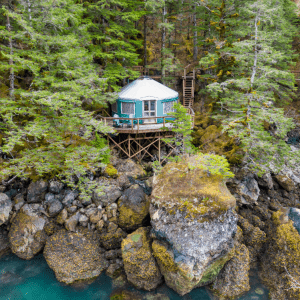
xmin=152 ymin=240 xmax=177 ymax=273
xmin=152 ymin=156 xmax=236 ymax=223
xmin=260 ymin=211 xmax=300 ymax=299
xmin=118 ymin=198 xmax=150 ymax=230
xmin=121 ymin=228 xmax=162 ymax=291
xmin=104 ymin=164 xmax=118 ymax=178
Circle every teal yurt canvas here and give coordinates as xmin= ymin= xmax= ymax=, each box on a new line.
xmin=111 ymin=77 xmax=179 ymax=124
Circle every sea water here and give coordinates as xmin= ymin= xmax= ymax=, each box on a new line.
xmin=0 ymin=253 xmax=268 ymax=300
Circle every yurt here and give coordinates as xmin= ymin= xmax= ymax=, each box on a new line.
xmin=111 ymin=77 xmax=179 ymax=124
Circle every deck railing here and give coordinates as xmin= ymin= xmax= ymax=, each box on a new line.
xmin=100 ymin=109 xmax=195 ymax=133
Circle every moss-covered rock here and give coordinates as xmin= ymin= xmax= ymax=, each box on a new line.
xmin=122 ymin=227 xmax=162 ymax=291
xmin=118 ymin=184 xmax=150 ymax=231
xmin=260 ymin=210 xmax=300 ymax=299
xmin=211 ymin=242 xmax=250 ymax=299
xmin=110 ymin=289 xmax=143 ymax=300
xmin=150 ymin=156 xmax=237 ymax=295
xmin=9 ymin=204 xmax=48 ymax=260
xmin=44 ymin=228 xmax=108 ymax=284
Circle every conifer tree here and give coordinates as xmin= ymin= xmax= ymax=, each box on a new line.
xmin=0 ymin=0 xmax=113 ymax=193
xmin=203 ymin=0 xmax=300 ymax=174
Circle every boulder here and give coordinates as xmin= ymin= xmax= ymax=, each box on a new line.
xmin=211 ymin=242 xmax=250 ymax=298
xmin=9 ymin=204 xmax=48 ymax=260
xmin=236 ymin=176 xmax=260 ymax=205
xmin=0 ymin=227 xmax=10 ymax=258
xmin=47 ymin=200 xmax=63 ymax=217
xmin=150 ymin=156 xmax=237 ymax=295
xmin=49 ymin=181 xmax=64 ymax=194
xmin=43 ymin=228 xmax=108 ymax=284
xmin=115 ymin=159 xmax=146 ymax=179
xmin=122 ymin=227 xmax=162 ymax=291
xmin=27 ymin=180 xmax=48 ymax=203
xmin=99 ymin=222 xmax=127 ymax=250
xmin=13 ymin=193 xmax=25 ymax=211
xmin=0 ymin=193 xmax=12 ymax=225
xmin=118 ymin=184 xmax=150 ymax=231
xmin=260 ymin=210 xmax=300 ymax=299
xmin=275 ymin=174 xmax=298 ymax=192
xmin=65 ymin=212 xmax=80 ymax=232
xmin=256 ymin=172 xmax=274 ymax=190
xmin=92 ymin=178 xmax=122 ymax=207
xmin=62 ymin=190 xmax=79 ymax=207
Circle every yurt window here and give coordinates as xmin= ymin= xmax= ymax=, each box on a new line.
xmin=121 ymin=102 xmax=135 ymax=115
xmin=163 ymin=101 xmax=175 ymax=114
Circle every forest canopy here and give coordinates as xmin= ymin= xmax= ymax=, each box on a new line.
xmin=0 ymin=0 xmax=300 ymax=189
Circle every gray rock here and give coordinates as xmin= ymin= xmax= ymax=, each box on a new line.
xmin=49 ymin=181 xmax=64 ymax=194
xmin=45 ymin=193 xmax=56 ymax=203
xmin=0 ymin=185 xmax=6 ymax=193
xmin=104 ymin=249 xmax=122 ymax=260
xmin=256 ymin=172 xmax=274 ymax=190
xmin=13 ymin=193 xmax=25 ymax=211
xmin=236 ymin=176 xmax=260 ymax=205
xmin=27 ymin=180 xmax=48 ymax=203
xmin=78 ymin=214 xmax=89 ymax=227
xmin=62 ymin=190 xmax=79 ymax=207
xmin=92 ymin=178 xmax=122 ymax=207
xmin=289 ymin=208 xmax=300 ymax=235
xmin=65 ymin=212 xmax=80 ymax=232
xmin=150 ymin=157 xmax=237 ymax=295
xmin=47 ymin=200 xmax=63 ymax=217
xmin=67 ymin=206 xmax=77 ymax=214
xmin=0 ymin=193 xmax=12 ymax=225
xmin=8 ymin=204 xmax=48 ymax=260
xmin=118 ymin=184 xmax=149 ymax=231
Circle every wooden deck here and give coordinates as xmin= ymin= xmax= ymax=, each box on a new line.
xmin=101 ymin=109 xmax=195 ymax=134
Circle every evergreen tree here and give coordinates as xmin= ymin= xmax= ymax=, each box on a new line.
xmin=204 ymin=0 xmax=300 ymax=174
xmin=0 ymin=0 xmax=113 ymax=193
xmin=86 ymin=0 xmax=146 ymax=89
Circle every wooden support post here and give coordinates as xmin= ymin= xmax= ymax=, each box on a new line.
xmin=128 ymin=135 xmax=130 ymax=157
xmin=163 ymin=117 xmax=165 ymax=127
xmin=159 ymin=137 xmax=161 ymax=164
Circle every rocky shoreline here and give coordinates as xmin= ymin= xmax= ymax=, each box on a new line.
xmin=0 ymin=155 xmax=300 ymax=299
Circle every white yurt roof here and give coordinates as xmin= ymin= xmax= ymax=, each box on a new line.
xmin=118 ymin=77 xmax=178 ymax=101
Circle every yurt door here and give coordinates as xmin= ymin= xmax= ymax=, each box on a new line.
xmin=143 ymin=100 xmax=156 ymax=123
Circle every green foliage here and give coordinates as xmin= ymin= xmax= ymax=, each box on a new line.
xmin=199 ymin=0 xmax=300 ymax=174
xmin=0 ymin=0 xmax=114 ymax=191
xmin=163 ymin=102 xmax=196 ymax=156
xmin=188 ymin=152 xmax=234 ymax=179
xmin=93 ymin=133 xmax=110 ymax=164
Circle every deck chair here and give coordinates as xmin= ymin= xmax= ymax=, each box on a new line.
xmin=113 ymin=114 xmax=121 ymax=127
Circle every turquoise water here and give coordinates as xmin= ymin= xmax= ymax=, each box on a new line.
xmin=0 ymin=253 xmax=268 ymax=300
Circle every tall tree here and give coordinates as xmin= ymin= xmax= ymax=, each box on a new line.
xmin=0 ymin=0 xmax=114 ymax=195
xmin=204 ymin=0 xmax=300 ymax=174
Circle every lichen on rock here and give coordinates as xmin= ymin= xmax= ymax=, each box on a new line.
xmin=8 ymin=204 xmax=48 ymax=260
xmin=121 ymin=227 xmax=162 ymax=291
xmin=118 ymin=184 xmax=150 ymax=231
xmin=150 ymin=156 xmax=238 ymax=295
xmin=43 ymin=228 xmax=108 ymax=284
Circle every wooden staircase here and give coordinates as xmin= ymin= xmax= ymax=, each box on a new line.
xmin=183 ymin=67 xmax=195 ymax=108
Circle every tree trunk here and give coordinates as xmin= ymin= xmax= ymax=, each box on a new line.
xmin=161 ymin=5 xmax=167 ymax=82
xmin=144 ymin=15 xmax=147 ymax=68
xmin=6 ymin=13 xmax=14 ymax=100
xmin=193 ymin=5 xmax=198 ymax=62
